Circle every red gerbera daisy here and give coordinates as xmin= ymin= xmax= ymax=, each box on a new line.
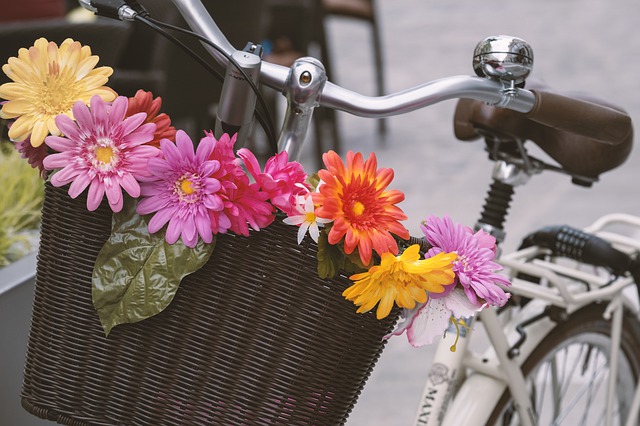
xmin=125 ymin=89 xmax=176 ymax=147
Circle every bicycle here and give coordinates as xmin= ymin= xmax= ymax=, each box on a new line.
xmin=405 ymin=81 xmax=639 ymax=425
xmin=151 ymin=2 xmax=640 ymax=422
xmin=15 ymin=0 xmax=638 ymax=425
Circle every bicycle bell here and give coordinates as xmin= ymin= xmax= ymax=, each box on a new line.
xmin=473 ymin=35 xmax=533 ymax=85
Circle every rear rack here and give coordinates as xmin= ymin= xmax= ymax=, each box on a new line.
xmin=499 ymin=213 xmax=640 ymax=314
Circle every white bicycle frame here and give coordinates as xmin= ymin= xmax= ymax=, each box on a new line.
xmin=143 ymin=2 xmax=638 ymax=425
xmin=413 ymin=213 xmax=640 ymax=426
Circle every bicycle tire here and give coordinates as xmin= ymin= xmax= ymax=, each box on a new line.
xmin=487 ymin=302 xmax=640 ymax=425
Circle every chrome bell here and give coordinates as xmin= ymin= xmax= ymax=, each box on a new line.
xmin=473 ymin=35 xmax=533 ymax=85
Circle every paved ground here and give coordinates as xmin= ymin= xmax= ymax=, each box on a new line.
xmin=3 ymin=1 xmax=639 ymax=425
xmin=304 ymin=0 xmax=640 ymax=425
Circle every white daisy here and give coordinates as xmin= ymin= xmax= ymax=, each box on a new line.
xmin=283 ymin=194 xmax=332 ymax=244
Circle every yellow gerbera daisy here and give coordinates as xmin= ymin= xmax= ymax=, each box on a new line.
xmin=0 ymin=37 xmax=116 ymax=147
xmin=343 ymin=244 xmax=456 ymax=320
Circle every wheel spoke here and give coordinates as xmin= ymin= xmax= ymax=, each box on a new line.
xmin=491 ymin=313 xmax=640 ymax=426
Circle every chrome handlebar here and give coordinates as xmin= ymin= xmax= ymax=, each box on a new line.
xmin=167 ymin=0 xmax=639 ymax=163
xmin=82 ymin=0 xmax=628 ymax=160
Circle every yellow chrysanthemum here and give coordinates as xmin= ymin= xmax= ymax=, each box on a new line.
xmin=0 ymin=37 xmax=116 ymax=147
xmin=343 ymin=244 xmax=456 ymax=320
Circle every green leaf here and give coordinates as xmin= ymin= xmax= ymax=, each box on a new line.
xmin=92 ymin=196 xmax=215 ymax=336
xmin=317 ymin=230 xmax=340 ymax=279
xmin=307 ymin=173 xmax=321 ymax=190
xmin=342 ymin=251 xmax=365 ymax=273
xmin=316 ymin=227 xmax=364 ymax=279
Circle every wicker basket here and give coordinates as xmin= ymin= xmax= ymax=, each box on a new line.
xmin=21 ymin=183 xmax=406 ymax=425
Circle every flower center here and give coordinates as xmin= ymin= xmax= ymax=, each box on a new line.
xmin=180 ymin=179 xmax=195 ymax=195
xmin=454 ymin=251 xmax=471 ymax=272
xmin=305 ymin=212 xmax=316 ymax=222
xmin=352 ymin=201 xmax=365 ymax=216
xmin=32 ymin=61 xmax=81 ymax=116
xmin=175 ymin=174 xmax=202 ymax=203
xmin=89 ymin=139 xmax=120 ymax=172
xmin=95 ymin=146 xmax=114 ymax=164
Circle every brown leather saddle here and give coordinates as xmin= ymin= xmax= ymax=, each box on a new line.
xmin=453 ymin=81 xmax=633 ymax=180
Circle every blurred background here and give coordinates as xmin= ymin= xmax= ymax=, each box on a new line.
xmin=1 ymin=0 xmax=638 ymax=424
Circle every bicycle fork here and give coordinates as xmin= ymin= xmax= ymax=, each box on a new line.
xmin=412 ymin=308 xmax=537 ymax=426
xmin=412 ymin=320 xmax=472 ymax=425
xmin=480 ymin=308 xmax=537 ymax=426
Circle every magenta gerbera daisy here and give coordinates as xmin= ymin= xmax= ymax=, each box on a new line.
xmin=42 ymin=95 xmax=158 ymax=212
xmin=202 ymin=132 xmax=275 ymax=237
xmin=136 ymin=130 xmax=224 ymax=248
xmin=421 ymin=215 xmax=511 ymax=306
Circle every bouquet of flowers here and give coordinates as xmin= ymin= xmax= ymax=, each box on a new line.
xmin=1 ymin=37 xmax=511 ymax=347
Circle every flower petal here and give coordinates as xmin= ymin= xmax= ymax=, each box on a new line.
xmin=87 ymin=179 xmax=105 ymax=211
xmin=406 ymin=299 xmax=451 ymax=347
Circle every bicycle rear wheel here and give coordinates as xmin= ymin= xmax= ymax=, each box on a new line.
xmin=488 ymin=303 xmax=640 ymax=425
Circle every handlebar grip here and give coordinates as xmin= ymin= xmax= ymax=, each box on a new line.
xmin=521 ymin=225 xmax=633 ymax=277
xmin=526 ymin=90 xmax=632 ymax=146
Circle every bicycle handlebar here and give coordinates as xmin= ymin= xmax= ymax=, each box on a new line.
xmin=168 ymin=0 xmax=631 ymax=147
xmin=320 ymin=76 xmax=536 ymax=116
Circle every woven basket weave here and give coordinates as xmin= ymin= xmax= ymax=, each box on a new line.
xmin=21 ymin=183 xmax=410 ymax=425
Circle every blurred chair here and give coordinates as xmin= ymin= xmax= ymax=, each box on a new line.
xmin=0 ymin=0 xmax=66 ymax=23
xmin=321 ymin=0 xmax=386 ymax=136
xmin=105 ymin=2 xmax=178 ymax=99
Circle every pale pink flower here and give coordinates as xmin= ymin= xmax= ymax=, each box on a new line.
xmin=237 ymin=148 xmax=310 ymax=216
xmin=43 ymin=95 xmax=158 ymax=212
xmin=136 ymin=130 xmax=223 ymax=247
xmin=387 ymin=288 xmax=481 ymax=347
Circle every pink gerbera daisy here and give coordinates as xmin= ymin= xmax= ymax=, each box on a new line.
xmin=136 ymin=130 xmax=224 ymax=248
xmin=42 ymin=95 xmax=158 ymax=212
xmin=237 ymin=148 xmax=310 ymax=216
xmin=221 ymin=176 xmax=274 ymax=236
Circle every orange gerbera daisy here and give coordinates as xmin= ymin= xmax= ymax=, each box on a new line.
xmin=313 ymin=150 xmax=410 ymax=266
